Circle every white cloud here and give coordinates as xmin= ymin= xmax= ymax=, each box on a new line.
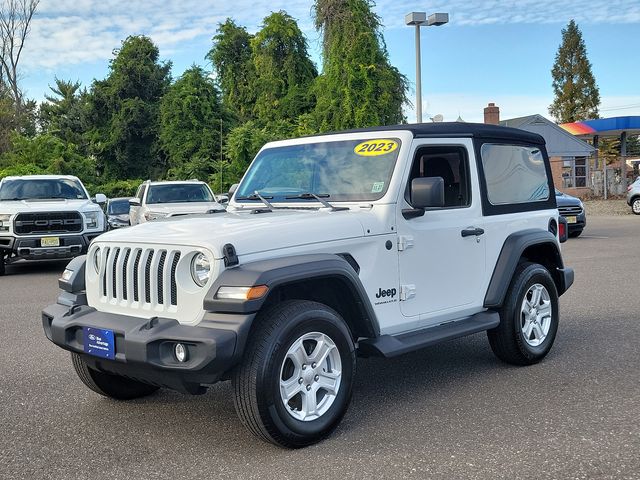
xmin=21 ymin=0 xmax=640 ymax=72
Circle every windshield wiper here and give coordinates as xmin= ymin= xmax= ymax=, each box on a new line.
xmin=235 ymin=191 xmax=276 ymax=211
xmin=285 ymin=192 xmax=349 ymax=212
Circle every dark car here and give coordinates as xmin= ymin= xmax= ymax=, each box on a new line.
xmin=105 ymin=197 xmax=131 ymax=230
xmin=556 ymin=190 xmax=586 ymax=238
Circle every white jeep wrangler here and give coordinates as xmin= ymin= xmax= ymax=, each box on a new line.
xmin=43 ymin=124 xmax=574 ymax=448
xmin=0 ymin=175 xmax=106 ymax=275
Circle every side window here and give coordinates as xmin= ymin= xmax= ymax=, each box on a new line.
xmin=406 ymin=146 xmax=471 ymax=208
xmin=481 ymin=144 xmax=549 ymax=205
xmin=134 ymin=185 xmax=143 ymax=201
xmin=139 ymin=185 xmax=147 ymax=203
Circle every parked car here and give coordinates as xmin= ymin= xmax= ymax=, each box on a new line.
xmin=105 ymin=197 xmax=131 ymax=230
xmin=556 ymin=189 xmax=586 ymax=238
xmin=128 ymin=180 xmax=225 ymax=225
xmin=0 ymin=175 xmax=106 ymax=275
xmin=627 ymin=177 xmax=640 ymax=215
xmin=43 ymin=123 xmax=573 ymax=447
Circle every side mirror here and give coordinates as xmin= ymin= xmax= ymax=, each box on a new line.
xmin=218 ymin=196 xmax=228 ymax=205
xmin=128 ymin=198 xmax=141 ymax=207
xmin=403 ymin=177 xmax=445 ymax=219
xmin=94 ymin=193 xmax=107 ymax=204
xmin=228 ymin=183 xmax=239 ymax=199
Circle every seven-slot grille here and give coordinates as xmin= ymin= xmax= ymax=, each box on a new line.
xmin=558 ymin=205 xmax=583 ymax=216
xmin=99 ymin=246 xmax=181 ymax=308
xmin=14 ymin=211 xmax=83 ymax=235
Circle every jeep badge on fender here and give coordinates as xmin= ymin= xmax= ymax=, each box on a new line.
xmin=42 ymin=123 xmax=573 ymax=448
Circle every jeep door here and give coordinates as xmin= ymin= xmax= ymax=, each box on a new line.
xmin=396 ymin=139 xmax=486 ymax=325
xmin=129 ymin=184 xmax=146 ymax=225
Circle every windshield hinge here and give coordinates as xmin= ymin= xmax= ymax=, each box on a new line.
xmin=397 ymin=235 xmax=414 ymax=251
xmin=399 ymin=284 xmax=416 ymax=301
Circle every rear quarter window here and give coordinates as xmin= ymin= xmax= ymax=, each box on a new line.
xmin=481 ymin=144 xmax=550 ymax=205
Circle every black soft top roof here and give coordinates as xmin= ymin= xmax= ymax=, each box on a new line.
xmin=321 ymin=122 xmax=545 ymax=145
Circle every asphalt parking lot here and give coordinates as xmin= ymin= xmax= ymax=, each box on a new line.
xmin=1 ymin=216 xmax=639 ymax=480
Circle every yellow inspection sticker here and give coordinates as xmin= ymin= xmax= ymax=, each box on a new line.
xmin=354 ymin=139 xmax=399 ymax=156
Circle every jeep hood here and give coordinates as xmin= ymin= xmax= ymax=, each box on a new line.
xmin=0 ymin=198 xmax=102 ymax=215
xmin=96 ymin=209 xmax=366 ymax=258
xmin=145 ymin=202 xmax=224 ymax=216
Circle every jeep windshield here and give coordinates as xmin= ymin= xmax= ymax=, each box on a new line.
xmin=146 ymin=184 xmax=214 ymax=204
xmin=235 ymin=138 xmax=401 ymax=203
xmin=0 ymin=178 xmax=87 ymax=201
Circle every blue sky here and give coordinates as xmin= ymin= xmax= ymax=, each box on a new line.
xmin=21 ymin=0 xmax=640 ymax=123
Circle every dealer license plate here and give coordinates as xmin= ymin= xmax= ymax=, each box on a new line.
xmin=565 ymin=216 xmax=577 ymax=224
xmin=41 ymin=237 xmax=60 ymax=247
xmin=83 ymin=327 xmax=115 ymax=360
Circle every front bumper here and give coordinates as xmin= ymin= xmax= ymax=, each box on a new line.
xmin=0 ymin=233 xmax=103 ymax=260
xmin=42 ymin=299 xmax=254 ymax=394
xmin=565 ymin=212 xmax=586 ymax=233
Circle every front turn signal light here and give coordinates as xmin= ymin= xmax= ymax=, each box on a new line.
xmin=215 ymin=285 xmax=269 ymax=301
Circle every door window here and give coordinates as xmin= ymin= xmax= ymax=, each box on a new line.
xmin=406 ymin=146 xmax=471 ymax=208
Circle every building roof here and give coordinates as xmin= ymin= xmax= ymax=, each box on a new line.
xmin=321 ymin=122 xmax=546 ymax=145
xmin=501 ymin=114 xmax=595 ymax=157
xmin=560 ymin=116 xmax=640 ymax=137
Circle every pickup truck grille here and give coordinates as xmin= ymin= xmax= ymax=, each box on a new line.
xmin=100 ymin=246 xmax=181 ymax=308
xmin=558 ymin=205 xmax=583 ymax=216
xmin=14 ymin=211 xmax=83 ymax=235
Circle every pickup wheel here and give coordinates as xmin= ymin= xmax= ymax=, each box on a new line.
xmin=487 ymin=262 xmax=559 ymax=366
xmin=71 ymin=353 xmax=159 ymax=400
xmin=232 ymin=300 xmax=356 ymax=448
xmin=0 ymin=253 xmax=5 ymax=276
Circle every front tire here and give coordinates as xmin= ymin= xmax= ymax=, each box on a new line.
xmin=632 ymin=197 xmax=640 ymax=215
xmin=232 ymin=300 xmax=356 ymax=448
xmin=71 ymin=353 xmax=159 ymax=400
xmin=487 ymin=262 xmax=559 ymax=366
xmin=0 ymin=253 xmax=5 ymax=276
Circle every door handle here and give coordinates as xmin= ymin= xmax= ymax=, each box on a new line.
xmin=461 ymin=227 xmax=485 ymax=237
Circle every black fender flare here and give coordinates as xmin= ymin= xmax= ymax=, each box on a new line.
xmin=484 ymin=229 xmax=574 ymax=308
xmin=203 ymin=252 xmax=380 ymax=335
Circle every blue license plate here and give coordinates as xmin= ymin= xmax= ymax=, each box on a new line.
xmin=83 ymin=327 xmax=115 ymax=360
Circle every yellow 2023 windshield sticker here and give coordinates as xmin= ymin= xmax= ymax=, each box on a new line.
xmin=354 ymin=139 xmax=399 ymax=156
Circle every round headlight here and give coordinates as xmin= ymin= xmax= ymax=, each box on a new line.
xmin=93 ymin=247 xmax=101 ymax=273
xmin=191 ymin=253 xmax=211 ymax=287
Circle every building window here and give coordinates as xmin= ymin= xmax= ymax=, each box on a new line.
xmin=562 ymin=156 xmax=588 ymax=188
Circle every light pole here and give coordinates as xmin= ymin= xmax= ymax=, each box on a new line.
xmin=405 ymin=12 xmax=449 ymax=123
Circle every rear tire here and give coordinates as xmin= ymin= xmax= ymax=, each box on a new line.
xmin=487 ymin=262 xmax=559 ymax=366
xmin=632 ymin=197 xmax=640 ymax=215
xmin=71 ymin=353 xmax=159 ymax=400
xmin=232 ymin=300 xmax=356 ymax=448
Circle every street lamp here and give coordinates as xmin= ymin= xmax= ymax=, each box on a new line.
xmin=405 ymin=12 xmax=449 ymax=123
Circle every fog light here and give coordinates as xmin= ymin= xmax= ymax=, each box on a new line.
xmin=61 ymin=269 xmax=73 ymax=281
xmin=174 ymin=343 xmax=188 ymax=362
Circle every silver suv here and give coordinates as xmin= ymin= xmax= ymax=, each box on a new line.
xmin=627 ymin=177 xmax=640 ymax=215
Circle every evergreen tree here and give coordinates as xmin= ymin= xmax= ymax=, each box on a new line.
xmin=159 ymin=65 xmax=228 ymax=180
xmin=251 ymin=11 xmax=317 ymax=123
xmin=207 ymin=20 xmax=256 ymax=123
xmin=38 ymin=78 xmax=88 ymax=149
xmin=313 ymin=0 xmax=408 ymax=131
xmin=549 ymin=20 xmax=600 ymax=123
xmin=86 ymin=36 xmax=171 ymax=179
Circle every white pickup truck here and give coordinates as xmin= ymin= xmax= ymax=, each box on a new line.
xmin=0 ymin=175 xmax=106 ymax=275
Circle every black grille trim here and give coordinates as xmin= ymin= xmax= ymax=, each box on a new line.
xmin=122 ymin=249 xmax=130 ymax=300
xmin=144 ymin=251 xmax=154 ymax=304
xmin=170 ymin=252 xmax=180 ymax=306
xmin=132 ymin=249 xmax=142 ymax=302
xmin=14 ymin=211 xmax=83 ymax=235
xmin=157 ymin=250 xmax=167 ymax=305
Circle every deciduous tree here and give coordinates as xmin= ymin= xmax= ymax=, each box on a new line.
xmin=312 ymin=0 xmax=408 ymax=131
